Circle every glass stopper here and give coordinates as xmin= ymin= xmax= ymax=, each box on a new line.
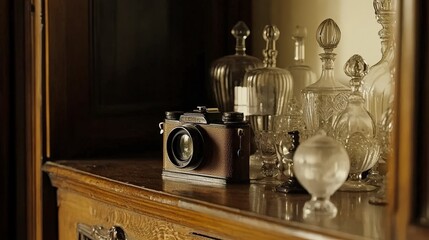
xmin=262 ymin=25 xmax=280 ymax=67
xmin=316 ymin=18 xmax=341 ymax=52
xmin=231 ymin=21 xmax=250 ymax=55
xmin=292 ymin=25 xmax=307 ymax=63
xmin=344 ymin=54 xmax=370 ymax=94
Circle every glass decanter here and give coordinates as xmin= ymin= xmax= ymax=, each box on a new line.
xmin=209 ymin=21 xmax=263 ymax=112
xmin=302 ymin=19 xmax=350 ymax=136
xmin=363 ymin=0 xmax=396 ymax=184
xmin=364 ymin=0 xmax=396 ymax=126
xmin=244 ymin=25 xmax=294 ymax=183
xmin=287 ymin=25 xmax=317 ymax=106
xmin=293 ymin=131 xmax=350 ymax=219
xmin=334 ymin=54 xmax=381 ymax=192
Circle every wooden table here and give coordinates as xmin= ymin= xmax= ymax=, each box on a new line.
xmin=43 ymin=159 xmax=387 ymax=240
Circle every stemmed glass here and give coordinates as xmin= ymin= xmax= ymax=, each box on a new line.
xmin=254 ymin=129 xmax=281 ymax=185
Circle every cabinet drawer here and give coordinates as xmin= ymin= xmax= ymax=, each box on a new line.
xmin=57 ymin=190 xmax=216 ymax=240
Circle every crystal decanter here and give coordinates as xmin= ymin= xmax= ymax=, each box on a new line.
xmin=209 ymin=21 xmax=263 ymax=112
xmin=302 ymin=19 xmax=350 ymax=136
xmin=287 ymin=25 xmax=317 ymax=106
xmin=244 ymin=25 xmax=294 ymax=183
xmin=364 ymin=0 xmax=396 ymax=127
xmin=334 ymin=54 xmax=381 ymax=192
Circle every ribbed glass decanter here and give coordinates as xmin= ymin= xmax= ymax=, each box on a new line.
xmin=288 ymin=25 xmax=317 ymax=106
xmin=244 ymin=25 xmax=294 ymax=183
xmin=363 ymin=0 xmax=396 ymax=128
xmin=209 ymin=21 xmax=263 ymax=112
xmin=302 ymin=19 xmax=350 ymax=136
xmin=245 ymin=25 xmax=294 ymax=125
xmin=334 ymin=54 xmax=380 ymax=192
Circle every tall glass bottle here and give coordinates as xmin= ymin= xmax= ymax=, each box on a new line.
xmin=302 ymin=19 xmax=350 ymax=136
xmin=287 ymin=25 xmax=317 ymax=106
xmin=209 ymin=21 xmax=263 ymax=112
xmin=364 ymin=0 xmax=396 ymax=127
xmin=334 ymin=54 xmax=380 ymax=192
xmin=244 ymin=25 xmax=294 ymax=183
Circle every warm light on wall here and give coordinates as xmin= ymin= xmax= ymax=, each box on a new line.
xmin=252 ymin=0 xmax=380 ymax=85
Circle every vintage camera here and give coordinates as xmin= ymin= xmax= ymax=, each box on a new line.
xmin=159 ymin=106 xmax=250 ymax=184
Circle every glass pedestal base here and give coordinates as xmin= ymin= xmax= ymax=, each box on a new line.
xmin=275 ymin=177 xmax=308 ymax=194
xmin=339 ymin=179 xmax=377 ymax=192
xmin=303 ymin=197 xmax=337 ymax=220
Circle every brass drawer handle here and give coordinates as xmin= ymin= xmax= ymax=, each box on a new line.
xmin=77 ymin=223 xmax=127 ymax=240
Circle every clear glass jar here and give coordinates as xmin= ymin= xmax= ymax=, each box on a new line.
xmin=302 ymin=19 xmax=350 ymax=136
xmin=209 ymin=21 xmax=263 ymax=112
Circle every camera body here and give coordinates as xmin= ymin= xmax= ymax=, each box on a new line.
xmin=160 ymin=106 xmax=250 ymax=184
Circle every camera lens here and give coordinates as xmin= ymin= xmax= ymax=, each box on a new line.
xmin=167 ymin=124 xmax=204 ymax=169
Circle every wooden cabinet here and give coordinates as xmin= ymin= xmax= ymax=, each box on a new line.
xmin=44 ymin=160 xmax=387 ymax=240
xmin=35 ymin=0 xmax=429 ymax=240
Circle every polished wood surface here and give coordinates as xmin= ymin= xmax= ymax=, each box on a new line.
xmin=44 ymin=159 xmax=387 ymax=240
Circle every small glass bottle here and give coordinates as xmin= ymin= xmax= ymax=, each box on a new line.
xmin=302 ymin=19 xmax=350 ymax=136
xmin=364 ymin=0 xmax=396 ymax=127
xmin=287 ymin=25 xmax=317 ymax=106
xmin=209 ymin=21 xmax=263 ymax=112
xmin=334 ymin=54 xmax=380 ymax=192
xmin=244 ymin=25 xmax=294 ymax=183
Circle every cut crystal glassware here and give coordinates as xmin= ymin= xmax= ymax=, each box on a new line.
xmin=254 ymin=130 xmax=281 ymax=184
xmin=275 ymin=131 xmax=307 ymax=194
xmin=364 ymin=0 xmax=396 ymax=126
xmin=293 ymin=131 xmax=350 ymax=219
xmin=334 ymin=54 xmax=381 ymax=192
xmin=363 ymin=0 xmax=396 ymax=185
xmin=244 ymin=25 xmax=293 ymax=184
xmin=209 ymin=21 xmax=263 ymax=112
xmin=302 ymin=19 xmax=350 ymax=136
xmin=288 ymin=25 xmax=317 ymax=106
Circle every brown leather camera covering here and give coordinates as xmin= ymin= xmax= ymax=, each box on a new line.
xmin=163 ymin=120 xmax=250 ymax=182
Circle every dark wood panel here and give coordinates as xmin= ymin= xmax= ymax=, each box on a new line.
xmin=0 ymin=0 xmax=12 ymax=236
xmin=47 ymin=0 xmax=252 ymax=159
xmin=416 ymin=0 xmax=429 ymax=227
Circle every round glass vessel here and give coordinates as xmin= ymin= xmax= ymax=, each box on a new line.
xmin=334 ymin=54 xmax=381 ymax=192
xmin=293 ymin=131 xmax=350 ymax=218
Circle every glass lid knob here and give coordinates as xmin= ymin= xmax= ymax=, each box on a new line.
xmin=316 ymin=18 xmax=341 ymax=51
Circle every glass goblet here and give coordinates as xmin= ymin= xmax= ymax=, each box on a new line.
xmin=254 ymin=130 xmax=281 ymax=185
